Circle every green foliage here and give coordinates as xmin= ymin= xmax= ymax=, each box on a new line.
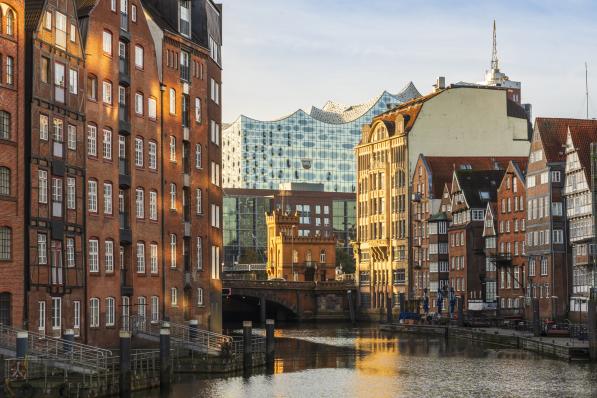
xmin=335 ymin=248 xmax=355 ymax=274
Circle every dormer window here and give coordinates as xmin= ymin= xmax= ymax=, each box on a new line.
xmin=179 ymin=1 xmax=191 ymax=37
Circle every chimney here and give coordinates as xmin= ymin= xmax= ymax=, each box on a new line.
xmin=434 ymin=76 xmax=446 ymax=92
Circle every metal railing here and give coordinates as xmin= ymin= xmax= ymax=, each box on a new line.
xmin=129 ymin=316 xmax=233 ymax=355
xmin=0 ymin=324 xmax=112 ymax=373
xmin=229 ymin=336 xmax=266 ymax=355
xmin=223 ymin=263 xmax=268 ymax=272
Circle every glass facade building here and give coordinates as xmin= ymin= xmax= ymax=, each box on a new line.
xmin=222 ymin=83 xmax=421 ymax=193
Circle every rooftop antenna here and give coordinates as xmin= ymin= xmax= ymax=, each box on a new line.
xmin=586 ymin=62 xmax=589 ymax=119
xmin=491 ymin=20 xmax=499 ymax=71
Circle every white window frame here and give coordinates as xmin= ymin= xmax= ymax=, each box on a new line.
xmin=88 ymin=239 xmax=99 ymax=272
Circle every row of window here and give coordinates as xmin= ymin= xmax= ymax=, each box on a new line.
xmin=526 ymin=229 xmax=565 ymax=246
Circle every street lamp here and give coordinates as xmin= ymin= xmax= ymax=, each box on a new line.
xmin=291 ymin=225 xmax=297 ymax=281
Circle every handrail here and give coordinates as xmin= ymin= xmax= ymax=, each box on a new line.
xmin=129 ymin=316 xmax=233 ymax=355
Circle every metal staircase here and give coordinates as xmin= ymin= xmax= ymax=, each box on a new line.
xmin=129 ymin=316 xmax=233 ymax=355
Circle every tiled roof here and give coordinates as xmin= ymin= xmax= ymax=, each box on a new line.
xmin=568 ymin=123 xmax=597 ymax=179
xmin=534 ymin=118 xmax=597 ymax=162
xmin=421 ymin=155 xmax=528 ymax=198
xmin=454 ymin=169 xmax=506 ymax=209
xmin=377 ymin=90 xmax=443 ymax=133
xmin=25 ymin=0 xmax=46 ymax=34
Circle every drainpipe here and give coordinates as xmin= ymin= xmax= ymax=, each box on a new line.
xmin=160 ymin=84 xmax=166 ymax=320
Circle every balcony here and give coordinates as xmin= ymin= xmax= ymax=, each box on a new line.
xmin=120 ymin=268 xmax=133 ymax=296
xmin=119 ymin=159 xmax=131 ymax=188
xmin=184 ymin=271 xmax=192 ymax=289
xmin=495 ymin=253 xmax=512 ymax=266
xmin=184 ymin=222 xmax=191 ymax=237
xmin=119 ymin=57 xmax=130 ymax=87
xmin=119 ymin=212 xmax=132 ymax=244
xmin=119 ymin=105 xmax=131 ymax=135
xmin=119 ymin=16 xmax=131 ymax=41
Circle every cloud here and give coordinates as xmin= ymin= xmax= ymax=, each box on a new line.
xmin=222 ymin=0 xmax=597 ymax=122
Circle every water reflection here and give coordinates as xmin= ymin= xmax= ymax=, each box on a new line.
xmin=137 ymin=323 xmax=597 ymax=398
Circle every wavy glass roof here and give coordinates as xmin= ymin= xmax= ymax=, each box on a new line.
xmin=222 ymin=82 xmax=421 ymax=193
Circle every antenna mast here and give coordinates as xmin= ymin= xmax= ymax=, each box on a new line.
xmin=586 ymin=62 xmax=589 ymax=119
xmin=491 ymin=20 xmax=499 ymax=70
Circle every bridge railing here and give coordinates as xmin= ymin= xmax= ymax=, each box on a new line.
xmin=223 ymin=263 xmax=267 ymax=272
xmin=229 ymin=336 xmax=266 ymax=355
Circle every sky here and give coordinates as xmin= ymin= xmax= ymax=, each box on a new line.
xmin=221 ymin=0 xmax=597 ymax=123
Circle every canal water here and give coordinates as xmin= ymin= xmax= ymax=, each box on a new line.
xmin=140 ymin=323 xmax=597 ymax=397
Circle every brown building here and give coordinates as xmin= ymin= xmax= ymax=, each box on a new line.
xmin=223 ymin=184 xmax=356 ymax=266
xmin=562 ymin=120 xmax=597 ymax=319
xmin=266 ymin=210 xmax=336 ymax=282
xmin=25 ymin=0 xmax=87 ymax=338
xmin=410 ymin=155 xmax=522 ymax=313
xmin=143 ymin=0 xmax=223 ymax=332
xmin=449 ymin=169 xmax=505 ymax=311
xmin=526 ymin=118 xmax=573 ymax=320
xmin=494 ymin=161 xmax=527 ymax=316
xmin=77 ymin=0 xmax=163 ymax=347
xmin=0 ymin=0 xmax=25 ymax=327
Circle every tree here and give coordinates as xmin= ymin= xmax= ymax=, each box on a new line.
xmin=335 ymin=248 xmax=355 ymax=274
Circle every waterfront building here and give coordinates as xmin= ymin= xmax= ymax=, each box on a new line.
xmin=411 ymin=155 xmax=523 ymax=313
xmin=143 ymin=0 xmax=224 ymax=333
xmin=77 ymin=0 xmax=163 ymax=346
xmin=562 ymin=120 xmax=597 ymax=319
xmin=354 ymin=81 xmax=531 ymax=319
xmin=265 ymin=210 xmax=336 ymax=282
xmin=526 ymin=118 xmax=575 ymax=320
xmin=222 ymin=83 xmax=421 ymax=193
xmin=223 ymin=184 xmax=356 ymax=266
xmin=25 ymin=0 xmax=87 ymax=338
xmin=0 ymin=0 xmax=25 ymax=327
xmin=494 ymin=161 xmax=527 ymax=317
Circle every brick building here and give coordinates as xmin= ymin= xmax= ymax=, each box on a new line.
xmin=266 ymin=210 xmax=336 ymax=282
xmin=0 ymin=0 xmax=25 ymax=327
xmin=223 ymin=183 xmax=356 ymax=266
xmin=562 ymin=120 xmax=597 ymax=319
xmin=25 ymin=0 xmax=87 ymax=338
xmin=77 ymin=0 xmax=163 ymax=347
xmin=526 ymin=118 xmax=574 ymax=320
xmin=410 ymin=155 xmax=522 ymax=313
xmin=494 ymin=161 xmax=527 ymax=316
xmin=143 ymin=0 xmax=223 ymax=332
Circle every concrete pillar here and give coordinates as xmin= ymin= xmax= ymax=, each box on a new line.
xmin=63 ymin=329 xmax=75 ymax=354
xmin=119 ymin=330 xmax=131 ymax=398
xmin=160 ymin=327 xmax=171 ymax=390
xmin=532 ymin=298 xmax=541 ymax=337
xmin=457 ymin=295 xmax=464 ymax=327
xmin=386 ymin=296 xmax=393 ymax=323
xmin=242 ymin=321 xmax=253 ymax=370
xmin=16 ymin=332 xmax=27 ymax=359
xmin=265 ymin=319 xmax=275 ymax=359
xmin=260 ymin=297 xmax=267 ymax=326
xmin=189 ymin=319 xmax=198 ymax=341
xmin=588 ymin=288 xmax=597 ymax=361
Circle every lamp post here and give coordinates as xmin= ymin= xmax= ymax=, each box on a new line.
xmin=291 ymin=225 xmax=296 ymax=281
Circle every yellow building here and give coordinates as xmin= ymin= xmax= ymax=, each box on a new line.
xmin=266 ymin=210 xmax=337 ymax=282
xmin=353 ymin=83 xmax=530 ymax=319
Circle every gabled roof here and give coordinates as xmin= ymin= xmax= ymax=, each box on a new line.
xmin=482 ymin=202 xmax=497 ymax=237
xmin=25 ymin=0 xmax=47 ymax=33
xmin=534 ymin=118 xmax=597 ymax=162
xmin=420 ymin=155 xmax=528 ymax=198
xmin=453 ymin=169 xmax=505 ymax=209
xmin=568 ymin=123 xmax=597 ymax=178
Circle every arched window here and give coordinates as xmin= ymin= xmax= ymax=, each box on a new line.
xmin=6 ymin=9 xmax=14 ymax=36
xmin=305 ymin=250 xmax=312 ymax=262
xmin=292 ymin=249 xmax=298 ymax=264
xmin=0 ymin=111 xmax=10 ymax=140
xmin=320 ymin=249 xmax=326 ymax=263
xmin=0 ymin=167 xmax=10 ymax=196
xmin=0 ymin=227 xmax=11 ymax=260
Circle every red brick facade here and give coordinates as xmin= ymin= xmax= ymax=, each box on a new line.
xmin=0 ymin=0 xmax=25 ymax=327
xmin=495 ymin=161 xmax=527 ymax=315
xmin=26 ymin=0 xmax=87 ymax=338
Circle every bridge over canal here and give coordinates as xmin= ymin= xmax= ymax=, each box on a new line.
xmin=222 ymin=279 xmax=357 ymax=323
